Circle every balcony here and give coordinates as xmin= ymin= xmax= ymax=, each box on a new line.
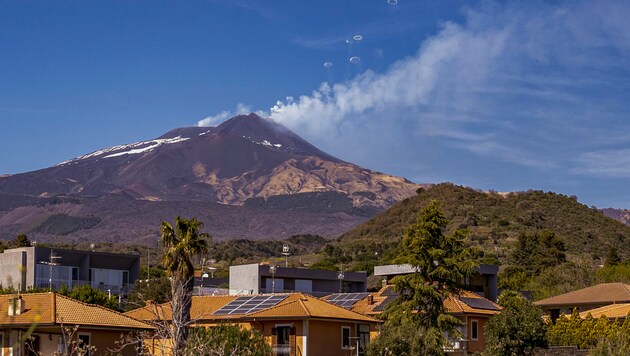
xmin=34 ymin=278 xmax=131 ymax=294
xmin=271 ymin=344 xmax=293 ymax=356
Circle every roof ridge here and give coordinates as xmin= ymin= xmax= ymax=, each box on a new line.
xmin=246 ymin=295 xmax=302 ymax=317
xmin=55 ymin=294 xmax=154 ymax=328
xmin=296 ymin=295 xmax=311 ymax=316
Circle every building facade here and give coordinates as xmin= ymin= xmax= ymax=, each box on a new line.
xmin=373 ymin=263 xmax=499 ymax=301
xmin=229 ymin=263 xmax=367 ymax=296
xmin=0 ymin=247 xmax=140 ymax=294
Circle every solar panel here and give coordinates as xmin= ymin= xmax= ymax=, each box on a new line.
xmin=213 ymin=295 xmax=287 ymax=315
xmin=381 ymin=286 xmax=398 ymax=296
xmin=372 ymin=295 xmax=398 ymax=312
xmin=459 ymin=297 xmax=500 ymax=311
xmin=325 ymin=293 xmax=369 ymax=308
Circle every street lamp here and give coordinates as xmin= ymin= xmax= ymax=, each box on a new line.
xmin=337 ymin=264 xmax=345 ymax=293
xmin=207 ymin=259 xmax=217 ymax=278
xmin=282 ymin=245 xmax=290 ymax=268
xmin=269 ymin=266 xmax=277 ymax=293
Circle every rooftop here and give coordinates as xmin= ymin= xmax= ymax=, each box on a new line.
xmin=534 ymin=283 xmax=630 ymax=307
xmin=0 ymin=293 xmax=153 ymax=330
xmin=126 ymin=293 xmax=379 ymax=324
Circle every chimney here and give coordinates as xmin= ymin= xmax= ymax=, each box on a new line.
xmin=8 ymin=296 xmax=25 ymax=316
xmin=367 ymin=295 xmax=374 ymax=306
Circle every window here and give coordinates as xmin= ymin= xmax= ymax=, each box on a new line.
xmin=77 ymin=333 xmax=91 ymax=356
xmin=471 ymin=320 xmax=479 ymax=340
xmin=358 ymin=324 xmax=370 ymax=356
xmin=272 ymin=325 xmax=292 ymax=356
xmin=341 ymin=326 xmax=351 ymax=349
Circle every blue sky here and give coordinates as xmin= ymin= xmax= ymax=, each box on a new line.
xmin=1 ymin=1 xmax=629 ymax=208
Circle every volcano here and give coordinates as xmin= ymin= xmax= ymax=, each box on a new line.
xmin=0 ymin=113 xmax=424 ymax=242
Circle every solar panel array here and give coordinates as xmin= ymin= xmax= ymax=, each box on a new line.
xmin=325 ymin=292 xmax=370 ymax=308
xmin=213 ymin=295 xmax=287 ymax=315
xmin=372 ymin=295 xmax=398 ymax=312
xmin=459 ymin=297 xmax=500 ymax=311
xmin=381 ymin=286 xmax=398 ymax=296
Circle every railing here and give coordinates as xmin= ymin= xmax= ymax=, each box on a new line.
xmin=34 ymin=278 xmax=131 ymax=294
xmin=271 ymin=344 xmax=292 ymax=356
xmin=443 ymin=338 xmax=467 ymax=353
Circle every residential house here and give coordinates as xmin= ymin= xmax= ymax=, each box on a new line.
xmin=578 ymin=303 xmax=630 ymax=321
xmin=229 ymin=263 xmax=367 ymax=296
xmin=126 ymin=293 xmax=381 ymax=356
xmin=345 ymin=285 xmax=502 ymax=355
xmin=534 ymin=283 xmax=630 ymax=321
xmin=0 ymin=246 xmax=140 ymax=294
xmin=0 ymin=293 xmax=153 ymax=356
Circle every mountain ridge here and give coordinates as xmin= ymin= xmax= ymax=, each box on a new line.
xmin=0 ymin=113 xmax=422 ymax=242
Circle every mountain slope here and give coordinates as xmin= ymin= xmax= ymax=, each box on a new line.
xmin=338 ymin=183 xmax=630 ymax=261
xmin=602 ymin=208 xmax=630 ymax=226
xmin=0 ymin=113 xmax=420 ymax=208
xmin=0 ymin=113 xmax=422 ymax=242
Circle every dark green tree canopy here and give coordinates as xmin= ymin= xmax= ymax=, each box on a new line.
xmin=378 ymin=200 xmax=480 ymax=352
xmin=161 ymin=217 xmax=209 ymax=279
xmin=16 ymin=233 xmax=31 ymax=247
xmin=483 ymin=291 xmax=547 ymax=356
xmin=509 ymin=230 xmax=566 ymax=276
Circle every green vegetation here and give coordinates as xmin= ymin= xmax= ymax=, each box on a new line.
xmin=184 ymin=324 xmax=271 ymax=356
xmin=547 ymin=309 xmax=630 ymax=353
xmin=369 ymin=201 xmax=479 ymax=355
xmin=483 ymin=291 xmax=547 ymax=355
xmin=16 ymin=233 xmax=31 ymax=247
xmin=338 ymin=183 xmax=630 ymax=265
xmin=58 ymin=284 xmax=119 ymax=310
xmin=160 ymin=216 xmax=209 ymax=355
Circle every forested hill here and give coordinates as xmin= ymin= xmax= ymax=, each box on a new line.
xmin=338 ymin=183 xmax=630 ymax=262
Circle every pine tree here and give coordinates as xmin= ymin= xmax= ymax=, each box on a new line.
xmin=381 ymin=200 xmax=480 ymax=349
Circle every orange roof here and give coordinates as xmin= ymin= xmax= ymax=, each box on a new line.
xmin=443 ymin=290 xmax=502 ymax=316
xmin=126 ymin=293 xmax=379 ymax=324
xmin=579 ymin=303 xmax=630 ymax=320
xmin=0 ymin=293 xmax=153 ymax=330
xmin=534 ymin=283 xmax=630 ymax=307
xmin=351 ymin=286 xmax=501 ymax=316
xmin=248 ymin=294 xmax=378 ymax=323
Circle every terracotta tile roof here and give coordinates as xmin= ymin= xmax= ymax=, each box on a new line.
xmin=443 ymin=290 xmax=502 ymax=316
xmin=247 ymin=294 xmax=379 ymax=323
xmin=0 ymin=293 xmax=55 ymax=326
xmin=0 ymin=293 xmax=153 ymax=330
xmin=534 ymin=283 xmax=630 ymax=307
xmin=351 ymin=286 xmax=501 ymax=316
xmin=125 ymin=295 xmax=238 ymax=321
xmin=579 ymin=303 xmax=630 ymax=320
xmin=126 ymin=293 xmax=379 ymax=324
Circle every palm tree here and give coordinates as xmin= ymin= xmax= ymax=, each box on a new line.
xmin=160 ymin=216 xmax=209 ymax=354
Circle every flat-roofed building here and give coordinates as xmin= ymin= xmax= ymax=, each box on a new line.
xmin=229 ymin=263 xmax=367 ymax=297
xmin=0 ymin=246 xmax=140 ymax=294
xmin=373 ymin=263 xmax=499 ymax=301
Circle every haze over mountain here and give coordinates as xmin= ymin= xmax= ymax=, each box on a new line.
xmin=0 ymin=114 xmax=422 ymax=242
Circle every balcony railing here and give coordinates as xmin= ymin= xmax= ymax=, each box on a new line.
xmin=271 ymin=344 xmax=292 ymax=356
xmin=34 ymin=278 xmax=131 ymax=294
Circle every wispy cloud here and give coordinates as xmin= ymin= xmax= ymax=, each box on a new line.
xmin=574 ymin=149 xmax=630 ymax=178
xmin=266 ymin=1 xmax=630 ymax=176
xmin=198 ymin=0 xmax=630 ymax=192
